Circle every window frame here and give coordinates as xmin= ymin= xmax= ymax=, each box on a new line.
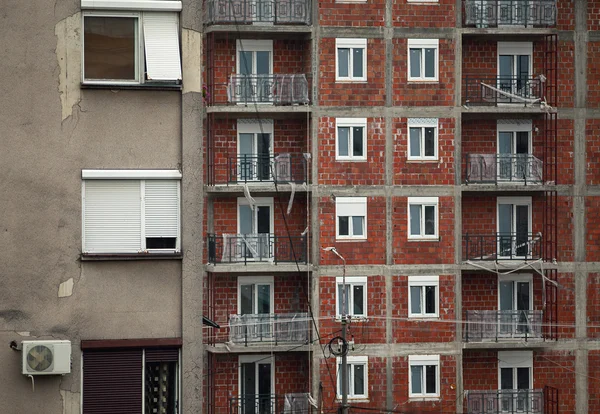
xmin=337 ymin=355 xmax=369 ymax=400
xmin=497 ymin=351 xmax=533 ymax=390
xmin=408 ymin=355 xmax=440 ymax=399
xmin=407 ymin=39 xmax=439 ymax=82
xmin=238 ymin=354 xmax=275 ymax=402
xmin=335 ymin=38 xmax=367 ymax=82
xmin=335 ymin=197 xmax=368 ymax=240
xmin=407 ymin=197 xmax=439 ymax=240
xmin=336 ymin=118 xmax=367 ymax=161
xmin=81 ymin=169 xmax=182 ymax=255
xmin=408 ymin=276 xmax=439 ymax=318
xmin=335 ymin=276 xmax=368 ymax=319
xmin=407 ymin=118 xmax=439 ymax=161
xmin=237 ymin=276 xmax=275 ymax=315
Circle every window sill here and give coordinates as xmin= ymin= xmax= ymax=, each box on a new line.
xmin=81 ymin=82 xmax=182 ymax=91
xmin=335 ymin=238 xmax=368 ymax=242
xmin=408 ymin=396 xmax=441 ymax=401
xmin=408 ymin=315 xmax=439 ymax=319
xmin=81 ymin=253 xmax=183 ymax=261
xmin=336 ymin=158 xmax=368 ymax=162
xmin=406 ymin=158 xmax=439 ymax=163
xmin=407 ymin=80 xmax=439 ymax=84
xmin=336 ymin=397 xmax=369 ymax=403
xmin=407 ymin=237 xmax=439 ymax=242
xmin=335 ymin=79 xmax=368 ymax=83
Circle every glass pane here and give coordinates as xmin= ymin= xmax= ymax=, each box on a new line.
xmin=410 ymin=205 xmax=421 ymax=236
xmin=256 ymin=51 xmax=270 ymax=75
xmin=515 ymin=205 xmax=529 ymax=256
xmin=499 ymin=281 xmax=514 ymax=311
xmin=498 ymin=204 xmax=512 ymax=235
xmin=516 ymin=367 xmax=530 ymax=390
xmin=353 ymin=127 xmax=364 ymax=157
xmin=257 ymin=285 xmax=270 ymax=313
xmin=239 ymin=51 xmax=253 ymax=75
xmin=354 ymin=364 xmax=365 ymax=396
xmin=409 ymin=48 xmax=421 ymax=78
xmin=352 ymin=216 xmax=364 ymax=236
xmin=516 ymin=132 xmax=529 ymax=154
xmin=257 ymin=206 xmax=270 ymax=234
xmin=410 ymin=286 xmax=422 ymax=314
xmin=352 ymin=48 xmax=364 ymax=78
xmin=424 ymin=205 xmax=435 ymax=235
xmin=241 ymin=363 xmax=256 ymax=412
xmin=239 ymin=133 xmax=255 ymax=155
xmin=499 ymin=55 xmax=514 ymax=78
xmin=424 ymin=48 xmax=435 ymax=78
xmin=424 ymin=286 xmax=436 ymax=314
xmin=338 ymin=127 xmax=349 ymax=156
xmin=500 ymin=367 xmax=514 ymax=390
xmin=239 ymin=205 xmax=253 ymax=234
xmin=145 ymin=361 xmax=176 ymax=414
xmin=516 ymin=282 xmax=530 ymax=311
xmin=338 ymin=48 xmax=349 ymax=77
xmin=338 ymin=284 xmax=350 ymax=315
xmin=353 ymin=285 xmax=364 ymax=316
xmin=339 ymin=216 xmax=349 ymax=236
xmin=425 ymin=365 xmax=436 ymax=394
xmin=258 ymin=363 xmax=271 ymax=395
xmin=411 ymin=365 xmax=423 ymax=394
xmin=409 ymin=128 xmax=421 ymax=157
xmin=424 ymin=128 xmax=435 ymax=157
xmin=240 ymin=285 xmax=254 ymax=314
xmin=84 ymin=17 xmax=136 ymax=80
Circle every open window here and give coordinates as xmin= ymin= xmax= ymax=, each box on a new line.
xmin=236 ymin=40 xmax=274 ymax=103
xmin=237 ymin=197 xmax=274 ymax=260
xmin=497 ymin=42 xmax=533 ymax=102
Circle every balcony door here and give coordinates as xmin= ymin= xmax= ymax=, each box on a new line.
xmin=238 ymin=197 xmax=274 ymax=260
xmin=237 ymin=40 xmax=273 ymax=103
xmin=497 ymin=120 xmax=532 ymax=182
xmin=498 ymin=275 xmax=533 ymax=337
xmin=238 ymin=276 xmax=274 ymax=341
xmin=498 ymin=351 xmax=533 ymax=413
xmin=497 ymin=197 xmax=532 ymax=259
xmin=240 ymin=355 xmax=274 ymax=414
xmin=498 ymin=42 xmax=533 ymax=102
xmin=238 ymin=120 xmax=273 ymax=182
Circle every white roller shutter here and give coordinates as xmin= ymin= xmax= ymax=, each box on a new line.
xmin=143 ymin=12 xmax=182 ymax=81
xmin=144 ymin=180 xmax=180 ymax=242
xmin=83 ymin=181 xmax=142 ymax=253
xmin=336 ymin=197 xmax=367 ymax=217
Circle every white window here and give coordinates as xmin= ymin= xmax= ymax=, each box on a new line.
xmin=336 ymin=197 xmax=367 ymax=240
xmin=336 ymin=39 xmax=367 ymax=82
xmin=497 ymin=196 xmax=532 ymax=259
xmin=239 ymin=355 xmax=275 ymax=405
xmin=408 ymin=276 xmax=439 ymax=318
xmin=497 ymin=42 xmax=533 ymax=101
xmin=337 ymin=356 xmax=368 ymax=399
xmin=237 ymin=120 xmax=274 ymax=182
xmin=498 ymin=351 xmax=533 ymax=396
xmin=409 ymin=355 xmax=440 ymax=398
xmin=336 ymin=276 xmax=367 ymax=318
xmin=408 ymin=197 xmax=439 ymax=240
xmin=82 ymin=10 xmax=182 ymax=85
xmin=82 ymin=170 xmax=181 ymax=254
xmin=236 ymin=40 xmax=273 ymax=103
xmin=407 ymin=118 xmax=438 ymax=161
xmin=407 ymin=0 xmax=437 ymax=2
xmin=408 ymin=39 xmax=439 ymax=81
xmin=336 ymin=118 xmax=367 ymax=161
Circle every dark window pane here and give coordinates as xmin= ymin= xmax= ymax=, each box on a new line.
xmin=352 ymin=216 xmax=364 ymax=236
xmin=411 ymin=366 xmax=423 ymax=394
xmin=84 ymin=17 xmax=136 ymax=80
xmin=500 ymin=367 xmax=514 ymax=390
xmin=409 ymin=48 xmax=421 ymax=78
xmin=424 ymin=205 xmax=435 ymax=235
xmin=353 ymin=127 xmax=364 ymax=157
xmin=410 ymin=205 xmax=421 ymax=235
xmin=424 ymin=127 xmax=435 ymax=157
xmin=339 ymin=216 xmax=349 ymax=236
xmin=353 ymin=364 xmax=365 ymax=395
xmin=410 ymin=286 xmax=421 ymax=314
xmin=146 ymin=237 xmax=176 ymax=249
xmin=352 ymin=48 xmax=363 ymax=78
xmin=409 ymin=128 xmax=421 ymax=157
xmin=424 ymin=48 xmax=435 ymax=78
xmin=338 ymin=48 xmax=349 ymax=77
xmin=240 ymin=285 xmax=254 ymax=314
xmin=338 ymin=284 xmax=350 ymax=315
xmin=338 ymin=127 xmax=349 ymax=156
xmin=353 ymin=285 xmax=364 ymax=315
xmin=425 ymin=365 xmax=436 ymax=394
xmin=517 ymin=367 xmax=530 ymax=390
xmin=425 ymin=286 xmax=436 ymax=314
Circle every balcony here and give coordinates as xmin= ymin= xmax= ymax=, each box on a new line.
xmin=463 ymin=233 xmax=542 ymax=261
xmin=464 ymin=76 xmax=544 ymax=106
xmin=227 ymin=74 xmax=309 ymax=105
xmin=205 ymin=0 xmax=311 ymax=25
xmin=207 ymin=233 xmax=307 ymax=264
xmin=225 ymin=154 xmax=308 ymax=185
xmin=465 ymin=154 xmax=543 ymax=185
xmin=466 ymin=389 xmax=545 ymax=413
xmin=229 ymin=394 xmax=311 ymax=414
xmin=465 ymin=310 xmax=543 ymax=342
xmin=229 ymin=313 xmax=309 ymax=345
xmin=464 ymin=0 xmax=556 ymax=28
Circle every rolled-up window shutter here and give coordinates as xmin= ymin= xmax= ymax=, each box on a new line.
xmin=83 ymin=349 xmax=143 ymax=414
xmin=143 ymin=12 xmax=182 ymax=81
xmin=336 ymin=197 xmax=367 ymax=217
xmin=145 ymin=348 xmax=179 ymax=362
xmin=144 ymin=180 xmax=179 ymax=249
xmin=83 ymin=180 xmax=142 ymax=253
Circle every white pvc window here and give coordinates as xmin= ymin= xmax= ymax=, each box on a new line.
xmin=82 ymin=170 xmax=181 ymax=254
xmin=337 ymin=356 xmax=368 ymax=399
xmin=336 ymin=39 xmax=367 ymax=81
xmin=82 ymin=11 xmax=181 ymax=84
xmin=409 ymin=355 xmax=440 ymax=398
xmin=336 ymin=197 xmax=367 ymax=239
xmin=336 ymin=118 xmax=367 ymax=161
xmin=408 ymin=276 xmax=439 ymax=318
xmin=336 ymin=276 xmax=367 ymax=318
xmin=408 ymin=197 xmax=439 ymax=240
xmin=408 ymin=118 xmax=438 ymax=161
xmin=408 ymin=39 xmax=439 ymax=81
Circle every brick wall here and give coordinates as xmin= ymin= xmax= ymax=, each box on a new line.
xmin=463 ymin=351 xmax=498 ymax=391
xmin=558 ymin=119 xmax=575 ymax=185
xmin=393 ymin=0 xmax=455 ymax=28
xmin=588 ymin=42 xmax=600 ymax=107
xmin=589 ymin=0 xmax=600 ymax=30
xmin=558 ymin=41 xmax=575 ymax=107
xmin=557 ymin=0 xmax=575 ymax=30
xmin=534 ymin=350 xmax=576 ymax=413
xmin=318 ymin=117 xmax=386 ymax=186
xmin=587 ymin=119 xmax=600 ymax=184
xmin=557 ymin=196 xmax=574 ymax=261
xmin=588 ymin=273 xmax=600 ymax=338
xmin=587 ymin=197 xmax=600 ymax=261
xmin=319 ymin=0 xmax=385 ymax=27
xmin=393 ymin=118 xmax=455 ymax=185
xmin=319 ymin=38 xmax=386 ymax=106
xmin=392 ymin=196 xmax=455 ymax=264
xmin=589 ymin=351 xmax=600 ymax=412
xmin=556 ymin=273 xmax=576 ymax=339
xmin=392 ymin=38 xmax=455 ymax=106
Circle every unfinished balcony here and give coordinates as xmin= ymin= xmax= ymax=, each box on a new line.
xmin=229 ymin=313 xmax=309 ymax=346
xmin=205 ymin=0 xmax=311 ymax=26
xmin=225 ymin=154 xmax=308 ymax=185
xmin=465 ymin=388 xmax=558 ymax=414
xmin=464 ymin=0 xmax=557 ymax=28
xmin=229 ymin=394 xmax=312 ymax=414
xmin=227 ymin=74 xmax=309 ymax=105
xmin=464 ymin=310 xmax=543 ymax=343
xmin=464 ymin=76 xmax=545 ymax=107
xmin=463 ymin=233 xmax=542 ymax=261
xmin=207 ymin=233 xmax=307 ymax=265
xmin=465 ymin=153 xmax=543 ymax=185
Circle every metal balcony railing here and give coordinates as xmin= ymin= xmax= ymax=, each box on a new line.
xmin=207 ymin=233 xmax=307 ymax=264
xmin=229 ymin=394 xmax=310 ymax=414
xmin=205 ymin=0 xmax=311 ymax=25
xmin=465 ymin=310 xmax=543 ymax=342
xmin=227 ymin=74 xmax=309 ymax=105
xmin=229 ymin=313 xmax=309 ymax=345
xmin=228 ymin=154 xmax=307 ymax=184
xmin=465 ymin=153 xmax=543 ymax=185
xmin=466 ymin=389 xmax=544 ymax=413
xmin=464 ymin=0 xmax=557 ymax=27
xmin=463 ymin=233 xmax=542 ymax=261
xmin=464 ymin=76 xmax=544 ymax=106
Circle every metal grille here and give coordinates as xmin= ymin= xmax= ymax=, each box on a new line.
xmin=465 ymin=310 xmax=543 ymax=342
xmin=464 ymin=0 xmax=557 ymax=27
xmin=229 ymin=313 xmax=310 ymax=345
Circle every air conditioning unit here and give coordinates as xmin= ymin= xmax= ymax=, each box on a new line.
xmin=22 ymin=340 xmax=71 ymax=375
